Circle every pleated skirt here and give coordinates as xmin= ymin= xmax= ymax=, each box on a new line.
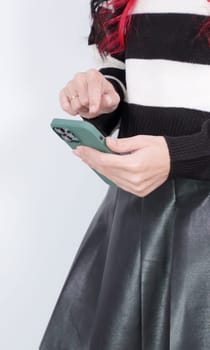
xmin=38 ymin=177 xmax=210 ymax=350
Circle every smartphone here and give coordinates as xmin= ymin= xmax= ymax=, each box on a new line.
xmin=50 ymin=118 xmax=119 ymax=186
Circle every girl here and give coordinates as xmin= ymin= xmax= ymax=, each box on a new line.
xmin=39 ymin=1 xmax=210 ymax=349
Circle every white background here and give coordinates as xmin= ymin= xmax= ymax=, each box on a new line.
xmin=0 ymin=1 xmax=110 ymax=349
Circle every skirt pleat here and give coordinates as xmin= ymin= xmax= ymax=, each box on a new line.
xmin=39 ymin=177 xmax=210 ymax=350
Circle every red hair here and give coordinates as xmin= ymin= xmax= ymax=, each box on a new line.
xmin=89 ymin=0 xmax=210 ymax=57
xmin=99 ymin=0 xmax=137 ymax=55
xmin=198 ymin=0 xmax=210 ymax=47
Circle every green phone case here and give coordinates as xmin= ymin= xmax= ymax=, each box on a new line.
xmin=50 ymin=118 xmax=118 ymax=186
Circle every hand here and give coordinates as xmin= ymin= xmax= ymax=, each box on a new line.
xmin=72 ymin=135 xmax=171 ymax=197
xmin=59 ymin=69 xmax=120 ymax=118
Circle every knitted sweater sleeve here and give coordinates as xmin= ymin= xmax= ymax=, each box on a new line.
xmin=164 ymin=118 xmax=210 ymax=181
xmin=80 ymin=26 xmax=127 ymax=136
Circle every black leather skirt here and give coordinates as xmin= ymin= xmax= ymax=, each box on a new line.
xmin=39 ymin=177 xmax=210 ymax=350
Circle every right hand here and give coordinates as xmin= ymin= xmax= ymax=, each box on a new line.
xmin=59 ymin=69 xmax=121 ymax=119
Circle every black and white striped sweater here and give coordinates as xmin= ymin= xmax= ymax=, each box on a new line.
xmin=83 ymin=0 xmax=210 ymax=181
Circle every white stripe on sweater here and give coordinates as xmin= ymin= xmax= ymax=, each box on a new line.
xmin=130 ymin=0 xmax=210 ymax=16
xmin=125 ymin=58 xmax=210 ymax=112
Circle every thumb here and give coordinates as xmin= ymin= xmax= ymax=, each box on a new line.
xmin=106 ymin=135 xmax=153 ymax=153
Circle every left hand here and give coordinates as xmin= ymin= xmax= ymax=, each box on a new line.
xmin=72 ymin=135 xmax=171 ymax=197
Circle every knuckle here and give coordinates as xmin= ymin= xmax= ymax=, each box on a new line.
xmin=87 ymin=68 xmax=99 ymax=75
xmin=137 ymin=192 xmax=146 ymax=198
xmin=66 ymin=79 xmax=73 ymax=89
xmin=74 ymin=98 xmax=81 ymax=106
xmin=130 ymin=159 xmax=140 ymax=172
xmin=135 ymin=188 xmax=145 ymax=198
xmin=73 ymin=106 xmax=81 ymax=114
xmin=87 ymin=69 xmax=101 ymax=82
xmin=131 ymin=174 xmax=141 ymax=185
xmin=70 ymin=101 xmax=79 ymax=110
xmin=136 ymin=183 xmax=148 ymax=197
xmin=69 ymin=108 xmax=77 ymax=116
xmin=80 ymin=96 xmax=89 ymax=106
xmin=71 ymin=105 xmax=79 ymax=114
xmin=113 ymin=92 xmax=120 ymax=104
xmin=73 ymin=71 xmax=84 ymax=81
xmin=139 ymin=190 xmax=148 ymax=198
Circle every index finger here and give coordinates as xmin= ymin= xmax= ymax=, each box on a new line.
xmin=79 ymin=145 xmax=135 ymax=171
xmin=86 ymin=69 xmax=103 ymax=113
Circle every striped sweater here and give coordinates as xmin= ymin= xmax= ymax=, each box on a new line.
xmin=82 ymin=0 xmax=210 ymax=181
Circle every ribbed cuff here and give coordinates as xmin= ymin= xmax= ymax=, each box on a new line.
xmin=164 ymin=125 xmax=210 ymax=180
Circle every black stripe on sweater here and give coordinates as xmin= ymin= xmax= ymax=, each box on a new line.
xmin=118 ymin=102 xmax=210 ymax=138
xmin=126 ymin=13 xmax=210 ymax=64
xmin=99 ymin=67 xmax=126 ymax=88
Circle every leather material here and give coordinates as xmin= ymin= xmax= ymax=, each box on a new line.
xmin=39 ymin=177 xmax=210 ymax=350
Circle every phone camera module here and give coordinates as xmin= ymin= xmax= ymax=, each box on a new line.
xmin=53 ymin=127 xmax=79 ymax=142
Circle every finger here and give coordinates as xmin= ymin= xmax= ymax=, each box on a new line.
xmin=70 ymin=95 xmax=82 ymax=113
xmin=59 ymin=86 xmax=77 ymax=115
xmin=64 ymin=84 xmax=83 ymax=115
xmin=86 ymin=157 xmax=149 ymax=195
xmin=76 ymin=147 xmax=162 ymax=194
xmin=74 ymin=147 xmax=162 ymax=196
xmin=75 ymin=145 xmax=137 ymax=172
xmin=76 ymin=156 xmax=130 ymax=192
xmin=75 ymin=145 xmax=157 ymax=183
xmin=73 ymin=146 xmax=131 ymax=181
xmin=74 ymin=145 xmax=165 ymax=196
xmin=73 ymin=74 xmax=89 ymax=108
xmin=106 ymin=135 xmax=156 ymax=154
xmin=59 ymin=89 xmax=72 ymax=112
xmin=101 ymin=79 xmax=120 ymax=109
xmin=86 ymin=69 xmax=103 ymax=114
